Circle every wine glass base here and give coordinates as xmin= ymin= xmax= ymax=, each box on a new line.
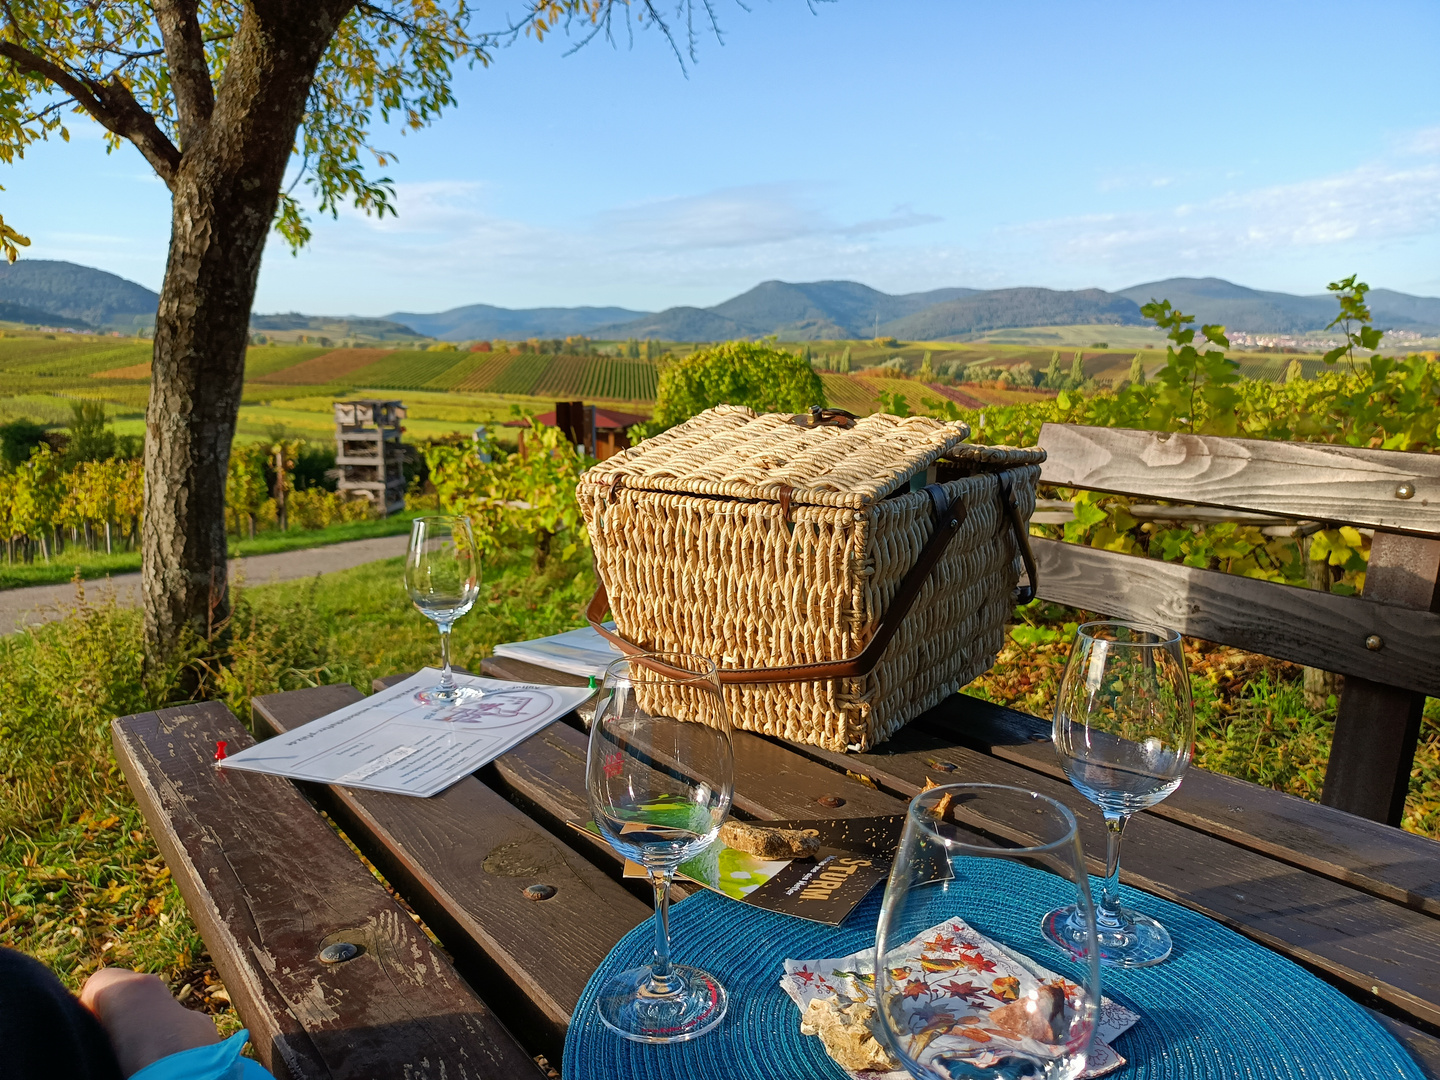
xmin=414 ymin=684 xmax=484 ymax=707
xmin=595 ymin=964 xmax=728 ymax=1043
xmin=1042 ymin=904 xmax=1173 ymax=968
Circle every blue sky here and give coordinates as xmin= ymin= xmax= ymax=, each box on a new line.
xmin=11 ymin=0 xmax=1440 ymax=314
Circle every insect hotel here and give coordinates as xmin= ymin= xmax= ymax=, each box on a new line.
xmin=334 ymin=398 xmax=407 ymax=515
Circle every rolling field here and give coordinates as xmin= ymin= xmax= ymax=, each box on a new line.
xmin=253 ymin=347 xmax=395 ymax=385
xmin=1 ymin=329 xmax=1358 ymax=452
xmin=443 ymin=354 xmax=512 ymax=392
xmin=346 ymin=349 xmax=467 ymax=390
xmin=491 ymin=353 xmax=554 ymax=394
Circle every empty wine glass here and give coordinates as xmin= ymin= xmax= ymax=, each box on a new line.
xmin=876 ymin=784 xmax=1102 ymax=1080
xmin=404 ymin=515 xmax=482 ymax=705
xmin=1041 ymin=621 xmax=1194 ymax=968
xmin=586 ymin=653 xmax=734 ymax=1042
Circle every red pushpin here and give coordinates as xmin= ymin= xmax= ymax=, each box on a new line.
xmin=214 ymin=740 xmax=229 ymax=763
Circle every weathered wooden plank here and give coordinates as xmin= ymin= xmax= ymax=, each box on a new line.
xmin=783 ymin=721 xmax=1440 ymax=1027
xmin=112 ymin=703 xmax=543 ymax=1080
xmin=1038 ymin=423 xmax=1440 ymax=535
xmin=1030 ymin=536 xmax=1440 ymax=697
xmin=917 ymin=692 xmax=1440 ymax=916
xmin=474 ymin=656 xmax=903 ymax=821
xmin=1323 ymin=532 xmax=1440 ymax=823
xmin=252 ymin=684 xmax=652 ymax=1064
xmin=1370 ymin=1009 xmax=1440 ymax=1079
xmin=371 ymin=670 xmax=695 ymax=902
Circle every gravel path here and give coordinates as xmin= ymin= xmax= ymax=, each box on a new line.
xmin=0 ymin=533 xmax=409 ymax=636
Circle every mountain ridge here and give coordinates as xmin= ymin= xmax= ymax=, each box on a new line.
xmin=4 ymin=261 xmax=1437 ymax=341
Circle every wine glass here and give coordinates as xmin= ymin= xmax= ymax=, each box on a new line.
xmin=586 ymin=653 xmax=734 ymax=1042
xmin=404 ymin=514 xmax=482 ymax=705
xmin=875 ymin=784 xmax=1101 ymax=1080
xmin=1041 ymin=621 xmax=1194 ymax=968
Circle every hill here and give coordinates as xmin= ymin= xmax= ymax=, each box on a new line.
xmin=250 ymin=312 xmax=423 ymax=341
xmin=0 ymin=299 xmax=94 ymax=329
xmin=387 ymin=303 xmax=649 ymax=341
xmin=881 ymin=287 xmax=1143 ymax=339
xmin=1116 ymin=277 xmax=1440 ymax=334
xmin=597 ymin=280 xmax=979 ymax=340
xmin=0 ymin=260 xmax=158 ymax=330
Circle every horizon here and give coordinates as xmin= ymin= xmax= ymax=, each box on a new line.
xmin=31 ymin=262 xmax=1440 ymax=319
xmin=7 ymin=0 xmax=1438 ymax=314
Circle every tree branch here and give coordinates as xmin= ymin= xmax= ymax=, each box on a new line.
xmin=0 ymin=40 xmax=181 ymax=185
xmin=154 ymin=0 xmax=215 ymax=147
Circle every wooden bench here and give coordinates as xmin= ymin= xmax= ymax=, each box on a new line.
xmin=1033 ymin=423 xmax=1440 ymax=825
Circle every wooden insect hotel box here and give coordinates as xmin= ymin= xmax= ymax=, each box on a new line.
xmin=334 ymin=399 xmax=407 ymax=515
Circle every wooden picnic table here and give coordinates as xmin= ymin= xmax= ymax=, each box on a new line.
xmin=112 ymin=658 xmax=1440 ymax=1079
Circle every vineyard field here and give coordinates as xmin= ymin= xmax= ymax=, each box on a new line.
xmin=490 ymin=353 xmax=554 ymax=395
xmin=252 ymin=347 xmax=395 ymax=385
xmin=348 ymin=349 xmax=465 ymax=390
xmin=578 ymin=357 xmax=658 ymax=400
xmin=243 ymin=345 xmax=331 ymax=381
xmin=443 ymin=354 xmax=513 ymax=392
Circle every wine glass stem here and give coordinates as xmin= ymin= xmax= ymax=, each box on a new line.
xmin=648 ymin=869 xmax=677 ymax=993
xmin=436 ymin=623 xmax=455 ymax=691
xmin=1098 ymin=811 xmax=1130 ymax=929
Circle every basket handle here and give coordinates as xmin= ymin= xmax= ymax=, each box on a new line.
xmin=586 ymin=471 xmax=1035 ymax=685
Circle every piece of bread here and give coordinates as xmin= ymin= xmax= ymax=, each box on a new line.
xmin=719 ymin=820 xmax=821 ymax=859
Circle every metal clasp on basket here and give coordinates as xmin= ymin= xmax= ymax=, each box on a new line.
xmin=789 ymin=406 xmax=858 ymax=429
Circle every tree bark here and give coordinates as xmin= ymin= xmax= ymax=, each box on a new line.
xmin=141 ymin=2 xmax=353 ymax=678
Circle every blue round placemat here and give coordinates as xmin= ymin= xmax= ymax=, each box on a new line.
xmin=563 ymin=862 xmax=1424 ymax=1079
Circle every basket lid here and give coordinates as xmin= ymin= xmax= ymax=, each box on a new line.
xmin=581 ymin=405 xmax=973 ymax=508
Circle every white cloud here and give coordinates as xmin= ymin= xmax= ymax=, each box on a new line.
xmin=1401 ymin=126 xmax=1440 ymax=156
xmin=1008 ymin=158 xmax=1440 ymax=272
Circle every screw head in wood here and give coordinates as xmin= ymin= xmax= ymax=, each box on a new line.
xmin=1365 ymin=634 xmax=1383 ymax=651
xmin=1395 ymin=482 xmax=1416 ymax=499
xmin=523 ymin=883 xmax=557 ymax=901
xmin=818 ymin=795 xmax=846 ymax=808
xmin=319 ymin=942 xmax=359 ymax=964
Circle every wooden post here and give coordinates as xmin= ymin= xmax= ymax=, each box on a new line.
xmin=273 ymin=446 xmax=287 ymax=532
xmin=1321 ymin=532 xmax=1440 ymax=825
xmin=1299 ymin=531 xmax=1343 ymax=710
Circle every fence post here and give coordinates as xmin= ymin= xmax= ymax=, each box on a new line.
xmin=1320 ymin=532 xmax=1440 ymax=824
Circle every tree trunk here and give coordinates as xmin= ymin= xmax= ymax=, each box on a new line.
xmin=141 ymin=5 xmax=350 ymax=680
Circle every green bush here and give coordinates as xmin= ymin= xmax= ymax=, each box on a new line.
xmin=643 ymin=341 xmax=826 ymax=434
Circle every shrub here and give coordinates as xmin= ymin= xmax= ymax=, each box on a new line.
xmin=645 ymin=341 xmax=826 ymax=433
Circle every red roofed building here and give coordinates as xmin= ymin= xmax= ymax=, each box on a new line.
xmin=505 ymin=401 xmax=649 ymax=460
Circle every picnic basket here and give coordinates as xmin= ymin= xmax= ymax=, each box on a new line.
xmin=577 ymin=405 xmax=1045 ymax=751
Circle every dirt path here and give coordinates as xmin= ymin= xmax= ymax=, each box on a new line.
xmin=0 ymin=533 xmax=409 ymax=636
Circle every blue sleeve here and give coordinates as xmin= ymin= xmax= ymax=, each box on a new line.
xmin=128 ymin=1030 xmax=273 ymax=1080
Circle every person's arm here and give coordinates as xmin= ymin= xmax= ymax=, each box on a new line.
xmin=80 ymin=969 xmax=272 ymax=1079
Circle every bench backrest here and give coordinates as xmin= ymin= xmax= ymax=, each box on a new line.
xmin=1032 ymin=423 xmax=1440 ymax=826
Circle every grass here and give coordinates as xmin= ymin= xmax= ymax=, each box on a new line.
xmin=0 ymin=510 xmax=422 ymax=591
xmin=0 ymin=545 xmax=596 ymax=1002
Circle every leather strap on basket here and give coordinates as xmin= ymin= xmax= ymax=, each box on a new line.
xmin=587 ymin=471 xmax=1033 ymax=684
xmin=998 ymin=471 xmax=1038 ymax=604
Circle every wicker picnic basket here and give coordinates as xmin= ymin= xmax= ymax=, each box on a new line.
xmin=577 ymin=405 xmax=1045 ymax=752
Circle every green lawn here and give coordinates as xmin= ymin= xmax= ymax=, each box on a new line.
xmin=0 ymin=511 xmax=423 ymax=591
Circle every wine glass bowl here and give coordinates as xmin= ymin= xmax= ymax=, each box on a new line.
xmin=404 ymin=515 xmax=482 ymax=706
xmin=586 ymin=652 xmax=734 ymax=1042
xmin=875 ymin=784 xmax=1101 ymax=1080
xmin=1042 ymin=621 xmax=1194 ymax=968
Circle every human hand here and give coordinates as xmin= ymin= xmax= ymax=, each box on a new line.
xmin=80 ymin=968 xmax=219 ymax=1078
